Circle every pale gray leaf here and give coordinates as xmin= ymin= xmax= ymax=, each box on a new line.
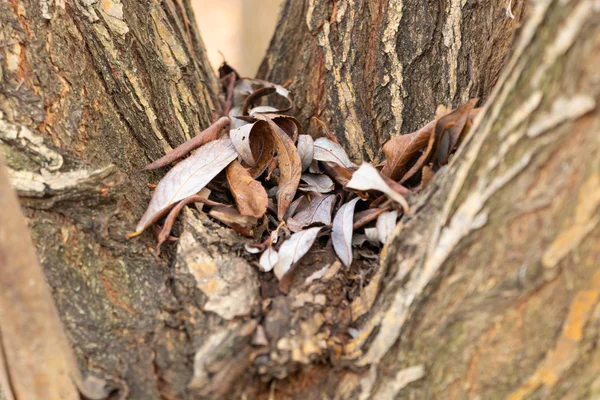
xmin=299 ymin=173 xmax=335 ymax=193
xmin=250 ymin=106 xmax=279 ymax=116
xmin=376 ymin=210 xmax=398 ymax=244
xmin=332 ymin=197 xmax=361 ymax=267
xmin=135 ymin=138 xmax=237 ymax=233
xmin=313 ymin=137 xmax=357 ymax=169
xmin=230 ymin=123 xmax=257 ymax=167
xmin=304 ymin=264 xmax=330 ymax=284
xmin=287 ymin=194 xmax=335 ymax=232
xmin=364 ymin=227 xmax=380 ymax=244
xmin=346 ymin=163 xmax=409 ymax=212
xmin=297 ymin=135 xmax=314 ymax=171
xmin=259 ymin=247 xmax=278 ymax=272
xmin=274 ymin=227 xmax=322 ymax=280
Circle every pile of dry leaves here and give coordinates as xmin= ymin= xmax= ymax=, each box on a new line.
xmin=130 ymin=63 xmax=479 ymax=291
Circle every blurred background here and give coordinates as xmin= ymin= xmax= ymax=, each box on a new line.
xmin=193 ymin=0 xmax=283 ymax=77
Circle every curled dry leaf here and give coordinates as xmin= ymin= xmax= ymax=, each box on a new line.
xmin=299 ymin=173 xmax=335 ymax=193
xmin=273 ymin=227 xmax=322 ymax=280
xmin=209 ymin=206 xmax=257 ymax=236
xmin=226 ymin=160 xmax=268 ymax=218
xmin=134 ymin=138 xmax=238 ymax=234
xmin=433 ymin=98 xmax=478 ymax=166
xmin=346 ymin=163 xmax=409 ymax=213
xmin=265 ymin=119 xmax=302 ymax=219
xmin=297 ymin=135 xmax=314 ymax=171
xmin=230 ymin=123 xmax=257 ymax=167
xmin=400 ymin=99 xmax=479 ymax=183
xmin=259 ymin=247 xmax=279 ymax=272
xmin=332 ymin=197 xmax=361 ymax=267
xmin=286 ymin=194 xmax=335 ymax=232
xmin=380 ymin=120 xmax=434 ymax=180
xmin=313 ymin=137 xmax=357 ymax=169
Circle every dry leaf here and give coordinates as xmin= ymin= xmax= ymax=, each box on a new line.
xmin=226 ymin=160 xmax=268 ymax=218
xmin=433 ymin=98 xmax=478 ymax=166
xmin=297 ymin=135 xmax=314 ymax=171
xmin=304 ymin=264 xmax=330 ymax=284
xmin=299 ymin=173 xmax=335 ymax=193
xmin=144 ymin=117 xmax=229 ymax=170
xmin=230 ymin=123 xmax=257 ymax=167
xmin=380 ymin=121 xmax=434 ymax=180
xmin=376 ymin=210 xmax=398 ymax=244
xmin=265 ymin=119 xmax=302 ymax=219
xmin=273 ymin=227 xmax=322 ymax=280
xmin=313 ymin=137 xmax=357 ymax=169
xmin=286 ymin=194 xmax=335 ymax=232
xmin=346 ymin=163 xmax=409 ymax=213
xmin=135 ymin=138 xmax=238 ymax=234
xmin=209 ymin=206 xmax=258 ymax=235
xmin=259 ymin=247 xmax=278 ymax=272
xmin=332 ymin=197 xmax=361 ymax=267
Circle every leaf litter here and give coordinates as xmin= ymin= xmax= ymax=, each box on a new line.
xmin=129 ymin=62 xmax=479 ymax=291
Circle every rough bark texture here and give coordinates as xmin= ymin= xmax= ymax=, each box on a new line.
xmin=258 ymin=0 xmax=526 ymax=162
xmin=0 ymin=0 xmax=220 ymax=398
xmin=1 ymin=0 xmax=599 ymax=399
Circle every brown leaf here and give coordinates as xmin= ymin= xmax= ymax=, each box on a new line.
xmin=332 ymin=197 xmax=361 ymax=267
xmin=322 ymin=162 xmax=353 ymax=186
xmin=248 ymin=121 xmax=276 ymax=178
xmin=209 ymin=206 xmax=257 ymax=236
xmin=265 ymin=118 xmax=302 ymax=219
xmin=380 ymin=120 xmax=434 ymax=180
xmin=400 ymin=99 xmax=478 ymax=183
xmin=287 ymin=194 xmax=336 ymax=232
xmin=226 ymin=160 xmax=268 ymax=218
xmin=135 ymin=138 xmax=238 ymax=234
xmin=433 ymin=98 xmax=478 ymax=166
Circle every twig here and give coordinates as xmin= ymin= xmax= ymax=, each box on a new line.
xmin=143 ymin=117 xmax=230 ymax=170
xmin=154 ymin=195 xmax=224 ymax=256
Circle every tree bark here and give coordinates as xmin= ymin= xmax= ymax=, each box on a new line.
xmin=259 ymin=0 xmax=526 ymax=162
xmin=1 ymin=0 xmax=599 ymax=399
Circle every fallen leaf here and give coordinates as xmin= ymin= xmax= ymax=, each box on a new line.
xmin=297 ymin=135 xmax=314 ymax=171
xmin=287 ymin=194 xmax=335 ymax=232
xmin=230 ymin=123 xmax=257 ymax=167
xmin=209 ymin=205 xmax=258 ymax=235
xmin=313 ymin=137 xmax=357 ymax=169
xmin=380 ymin=121 xmax=433 ymax=180
xmin=322 ymin=162 xmax=354 ymax=186
xmin=346 ymin=163 xmax=409 ymax=213
xmin=144 ymin=117 xmax=230 ymax=170
xmin=273 ymin=227 xmax=322 ymax=280
xmin=299 ymin=173 xmax=335 ymax=193
xmin=375 ymin=210 xmax=398 ymax=244
xmin=259 ymin=247 xmax=279 ymax=272
xmin=226 ymin=160 xmax=268 ymax=218
xmin=433 ymin=98 xmax=478 ymax=166
xmin=332 ymin=197 xmax=361 ymax=266
xmin=135 ymin=138 xmax=238 ymax=234
xmin=284 ymin=195 xmax=308 ymax=220
xmin=304 ymin=264 xmax=330 ymax=284
xmin=265 ymin=119 xmax=302 ymax=219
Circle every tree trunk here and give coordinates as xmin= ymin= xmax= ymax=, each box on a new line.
xmin=1 ymin=1 xmax=599 ymax=400
xmin=258 ymin=0 xmax=526 ymax=162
